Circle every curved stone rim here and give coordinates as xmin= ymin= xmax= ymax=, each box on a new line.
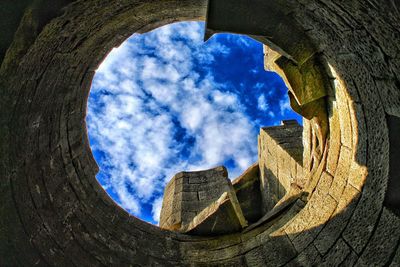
xmin=0 ymin=0 xmax=397 ymax=265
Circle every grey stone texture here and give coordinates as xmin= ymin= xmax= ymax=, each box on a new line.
xmin=159 ymin=166 xmax=247 ymax=234
xmin=0 ymin=0 xmax=399 ymax=266
xmin=184 ymin=191 xmax=247 ymax=235
xmin=232 ymin=162 xmax=262 ymax=223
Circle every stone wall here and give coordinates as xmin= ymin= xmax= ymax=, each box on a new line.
xmin=159 ymin=166 xmax=246 ymax=233
xmin=0 ymin=0 xmax=399 ymax=266
xmin=232 ymin=162 xmax=262 ymax=223
xmin=258 ymin=120 xmax=304 ymax=213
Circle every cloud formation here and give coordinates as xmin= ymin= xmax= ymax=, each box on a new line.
xmin=87 ymin=22 xmax=298 ymax=224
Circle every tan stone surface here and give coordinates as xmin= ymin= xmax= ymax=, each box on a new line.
xmin=348 ymin=161 xmax=368 ymax=192
xmin=302 ymin=118 xmax=313 ymax=173
xmin=276 ymin=56 xmax=328 ymax=106
xmin=326 ymin=100 xmax=341 ymax=175
xmin=314 ymin=183 xmax=360 ymax=255
xmin=304 ymin=143 xmax=328 ymax=194
xmin=258 ymin=121 xmax=304 ymax=213
xmin=263 ymin=45 xmax=292 ymax=92
xmin=336 ymin=76 xmax=353 ymax=149
xmin=349 ymin=101 xmax=367 ymax=165
xmin=329 ymin=146 xmax=352 ymax=201
xmin=284 ymin=192 xmax=337 ymax=250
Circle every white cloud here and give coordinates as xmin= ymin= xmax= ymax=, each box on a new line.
xmin=212 ymin=90 xmax=238 ymax=107
xmin=279 ymin=97 xmax=292 ymax=115
xmin=87 ymin=22 xmax=258 ymax=222
xmin=117 ymin=185 xmax=141 ymax=215
xmin=152 ymin=197 xmax=164 ymax=223
xmin=257 ymin=94 xmax=269 ymax=111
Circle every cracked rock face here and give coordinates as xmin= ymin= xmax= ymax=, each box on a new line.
xmin=0 ymin=0 xmax=399 ymax=266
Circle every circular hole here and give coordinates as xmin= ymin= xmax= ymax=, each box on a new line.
xmin=87 ymin=21 xmax=301 ymax=225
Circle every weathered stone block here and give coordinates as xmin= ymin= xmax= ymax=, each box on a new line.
xmin=287 ymin=244 xmax=322 ymax=266
xmin=326 ymin=100 xmax=341 ymax=175
xmin=184 ymin=192 xmax=247 ymax=235
xmin=336 ymin=78 xmax=353 ymax=149
xmin=319 ymin=238 xmax=351 ymax=266
xmin=314 ymin=184 xmax=360 ymax=255
xmin=259 ymin=120 xmax=304 ymax=213
xmin=276 ymin=55 xmax=328 ymax=106
xmin=356 ymin=208 xmax=400 ymax=266
xmin=159 ymin=166 xmax=247 ymax=234
xmin=329 ymin=146 xmax=352 ymax=201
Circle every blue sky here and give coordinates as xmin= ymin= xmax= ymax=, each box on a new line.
xmin=87 ymin=22 xmax=301 ymax=225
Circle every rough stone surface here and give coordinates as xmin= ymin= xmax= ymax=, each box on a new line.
xmin=159 ymin=166 xmax=247 ymax=234
xmin=232 ymin=162 xmax=262 ymax=223
xmin=1 ymin=0 xmax=399 ymax=265
xmin=258 ymin=120 xmax=304 ymax=213
xmin=276 ymin=55 xmax=328 ymax=106
xmin=185 ymin=192 xmax=246 ymax=235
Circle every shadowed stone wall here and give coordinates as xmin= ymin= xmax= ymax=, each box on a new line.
xmin=258 ymin=120 xmax=304 ymax=213
xmin=232 ymin=163 xmax=262 ymax=223
xmin=0 ymin=0 xmax=399 ymax=266
xmin=159 ymin=166 xmax=247 ymax=234
xmin=160 ymin=167 xmax=231 ymax=229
